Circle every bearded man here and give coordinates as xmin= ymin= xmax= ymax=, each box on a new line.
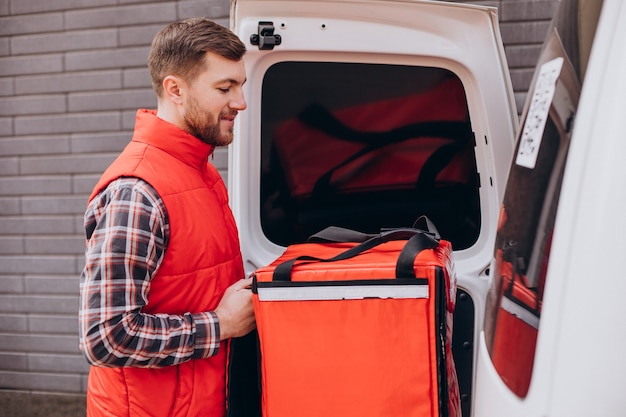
xmin=79 ymin=18 xmax=255 ymax=417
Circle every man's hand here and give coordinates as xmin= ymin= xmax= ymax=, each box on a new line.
xmin=214 ymin=277 xmax=256 ymax=340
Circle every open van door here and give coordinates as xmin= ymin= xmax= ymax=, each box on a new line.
xmin=228 ymin=0 xmax=517 ymax=415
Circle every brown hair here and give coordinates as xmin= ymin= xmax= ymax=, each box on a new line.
xmin=148 ymin=18 xmax=246 ymax=97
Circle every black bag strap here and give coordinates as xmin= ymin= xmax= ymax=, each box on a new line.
xmin=297 ymin=104 xmax=473 ymax=197
xmin=272 ymin=226 xmax=439 ymax=282
xmin=395 ymin=232 xmax=440 ymax=279
xmin=307 ymin=226 xmax=378 ymax=244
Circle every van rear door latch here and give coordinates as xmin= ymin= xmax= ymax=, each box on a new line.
xmin=250 ymin=21 xmax=282 ymax=50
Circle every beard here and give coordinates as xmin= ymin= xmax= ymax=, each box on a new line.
xmin=183 ymin=96 xmax=234 ymax=147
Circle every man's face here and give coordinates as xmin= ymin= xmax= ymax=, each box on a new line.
xmin=182 ymin=52 xmax=247 ymax=147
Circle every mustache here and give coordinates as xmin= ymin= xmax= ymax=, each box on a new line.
xmin=221 ymin=111 xmax=238 ymax=119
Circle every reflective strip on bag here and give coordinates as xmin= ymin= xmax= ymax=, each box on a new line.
xmin=257 ymin=284 xmax=429 ymax=301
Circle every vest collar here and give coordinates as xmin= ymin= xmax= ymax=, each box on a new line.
xmin=132 ymin=109 xmax=215 ymax=168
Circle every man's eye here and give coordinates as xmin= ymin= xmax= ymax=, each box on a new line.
xmin=218 ymin=88 xmax=230 ymax=93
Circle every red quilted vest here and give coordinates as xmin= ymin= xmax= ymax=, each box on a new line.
xmin=86 ymin=109 xmax=244 ymax=417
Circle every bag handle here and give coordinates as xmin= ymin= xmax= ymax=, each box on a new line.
xmin=272 ymin=225 xmax=439 ymax=282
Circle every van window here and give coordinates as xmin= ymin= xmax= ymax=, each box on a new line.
xmin=484 ymin=87 xmax=574 ymax=397
xmin=259 ymin=62 xmax=479 ymax=248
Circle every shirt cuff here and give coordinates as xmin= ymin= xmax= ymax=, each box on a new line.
xmin=191 ymin=311 xmax=221 ymax=359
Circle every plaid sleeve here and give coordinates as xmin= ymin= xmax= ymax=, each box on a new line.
xmin=79 ymin=178 xmax=221 ymax=368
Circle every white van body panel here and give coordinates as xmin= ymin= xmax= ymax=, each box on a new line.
xmin=229 ymin=6 xmax=517 ymax=411
xmin=228 ymin=0 xmax=626 ymax=415
xmin=229 ymin=0 xmax=517 ymax=302
xmin=474 ymin=1 xmax=626 ymax=416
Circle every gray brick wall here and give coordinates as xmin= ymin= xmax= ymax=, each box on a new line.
xmin=449 ymin=0 xmax=559 ymax=110
xmin=0 ymin=0 xmax=557 ymax=395
xmin=0 ymin=0 xmax=232 ymax=395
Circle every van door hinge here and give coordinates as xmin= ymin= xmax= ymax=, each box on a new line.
xmin=250 ymin=21 xmax=282 ymax=50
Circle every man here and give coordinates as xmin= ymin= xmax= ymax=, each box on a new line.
xmin=79 ymin=18 xmax=255 ymax=417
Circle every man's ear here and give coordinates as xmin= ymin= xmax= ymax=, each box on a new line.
xmin=162 ymin=75 xmax=185 ymax=105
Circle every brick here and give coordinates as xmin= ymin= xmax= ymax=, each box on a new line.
xmin=68 ymin=89 xmax=156 ymax=112
xmin=10 ymin=0 xmax=117 ymax=15
xmin=0 ymin=370 xmax=82 ymax=393
xmin=81 ymin=374 xmax=88 ymax=393
xmin=0 ymin=256 xmax=77 ymax=275
xmin=0 ymin=135 xmax=70 ymax=156
xmin=71 ymin=132 xmax=129 ymax=153
xmin=0 ymin=78 xmax=13 ymax=96
xmin=0 ymin=54 xmax=63 ymax=77
xmin=0 ymin=293 xmax=78 ymax=314
xmin=0 ymin=13 xmax=63 ymax=36
xmin=178 ymin=0 xmax=230 ymax=20
xmin=0 ymin=116 xmax=12 ymax=136
xmin=0 ymin=276 xmax=24 ymax=292
xmin=73 ymin=214 xmax=85 ymax=235
xmin=0 ymin=37 xmax=8 ymax=56
xmin=20 ymin=153 xmax=118 ymax=175
xmin=15 ymin=112 xmax=121 ymax=135
xmin=25 ymin=276 xmax=81 ymax=295
xmin=29 ymin=353 xmax=89 ymax=374
xmin=74 ymin=214 xmax=88 ymax=234
xmin=0 ymin=176 xmax=71 ymax=196
xmin=0 ymin=216 xmax=75 ymax=234
xmin=65 ymin=4 xmax=176 ymax=30
xmin=25 ymin=235 xmax=84 ymax=254
xmin=72 ymin=175 xmax=100 ymax=195
xmin=500 ymin=1 xmax=560 ymax=22
xmin=0 ymin=0 xmax=7 ymax=16
xmin=29 ymin=316 xmax=79 ymax=334
xmin=0 ymin=313 xmax=27 ymax=332
xmin=0 ymin=237 xmax=23 ymax=255
xmin=0 ymin=197 xmax=19 ymax=214
xmin=118 ymin=0 xmax=171 ymax=3
xmin=504 ymin=44 xmax=543 ymax=68
xmin=122 ymin=110 xmax=140 ymax=130
xmin=119 ymin=24 xmax=162 ymax=47
xmin=0 ymin=353 xmax=27 ymax=371
xmin=15 ymin=70 xmax=122 ymax=95
xmin=11 ymin=29 xmax=118 ymax=55
xmin=76 ymin=256 xmax=86 ymax=273
xmin=0 ymin=94 xmax=66 ymax=116
xmin=22 ymin=195 xmax=87 ymax=215
xmin=500 ymin=20 xmax=551 ymax=45
xmin=123 ymin=68 xmax=152 ymax=89
xmin=510 ymin=68 xmax=535 ymax=92
xmin=0 ymin=156 xmax=18 ymax=175
xmin=65 ymin=46 xmax=150 ymax=72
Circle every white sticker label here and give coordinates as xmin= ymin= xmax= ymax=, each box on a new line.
xmin=516 ymin=57 xmax=564 ymax=169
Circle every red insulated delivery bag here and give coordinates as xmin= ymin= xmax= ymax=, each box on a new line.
xmin=271 ymin=76 xmax=474 ymax=201
xmin=252 ymin=225 xmax=461 ymax=417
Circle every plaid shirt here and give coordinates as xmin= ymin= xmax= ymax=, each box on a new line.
xmin=79 ymin=177 xmax=221 ymax=367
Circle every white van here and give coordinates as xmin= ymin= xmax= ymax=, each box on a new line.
xmin=227 ymin=0 xmax=626 ymax=415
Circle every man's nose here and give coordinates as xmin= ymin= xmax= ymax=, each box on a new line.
xmin=231 ymin=91 xmax=247 ymax=111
